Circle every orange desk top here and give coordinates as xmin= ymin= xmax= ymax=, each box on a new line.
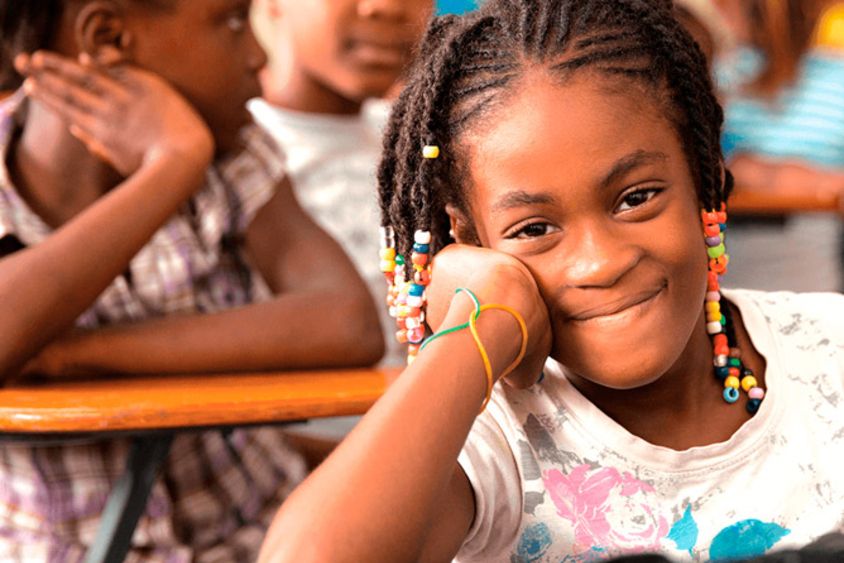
xmin=0 ymin=368 xmax=399 ymax=434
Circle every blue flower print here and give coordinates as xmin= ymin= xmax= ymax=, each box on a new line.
xmin=667 ymin=505 xmax=699 ymax=556
xmin=512 ymin=522 xmax=552 ymax=562
xmin=710 ymin=519 xmax=791 ymax=560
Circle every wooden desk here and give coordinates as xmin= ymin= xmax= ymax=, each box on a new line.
xmin=0 ymin=368 xmax=398 ymax=562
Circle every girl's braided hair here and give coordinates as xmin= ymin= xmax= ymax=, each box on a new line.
xmin=378 ymin=0 xmax=732 ymax=265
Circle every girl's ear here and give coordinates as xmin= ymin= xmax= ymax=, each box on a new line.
xmin=445 ymin=203 xmax=480 ymax=245
xmin=74 ymin=1 xmax=133 ymax=66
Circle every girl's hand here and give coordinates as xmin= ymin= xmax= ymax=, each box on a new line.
xmin=426 ymin=244 xmax=552 ymax=388
xmin=14 ymin=51 xmax=214 ymax=177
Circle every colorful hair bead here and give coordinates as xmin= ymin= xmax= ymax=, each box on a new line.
xmin=422 ymin=145 xmax=440 ymax=159
xmin=702 ymin=204 xmax=765 ymax=414
xmin=382 ymin=228 xmax=433 ymax=364
xmin=748 ymin=387 xmax=765 ymax=400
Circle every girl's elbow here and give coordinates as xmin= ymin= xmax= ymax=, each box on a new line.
xmin=338 ymin=292 xmax=385 ymax=367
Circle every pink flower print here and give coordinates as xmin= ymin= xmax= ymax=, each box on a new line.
xmin=543 ymin=464 xmax=669 ymax=557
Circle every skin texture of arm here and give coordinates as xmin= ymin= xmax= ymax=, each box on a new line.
xmin=23 ymin=176 xmax=385 ymax=377
xmin=257 ymin=246 xmax=552 ymax=562
xmin=259 ymin=299 xmax=491 ymax=563
xmin=0 ymin=152 xmax=210 ymax=380
xmin=730 ymin=153 xmax=844 ymax=208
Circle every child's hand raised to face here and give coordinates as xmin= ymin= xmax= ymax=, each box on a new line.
xmin=14 ymin=51 xmax=214 ymax=177
xmin=426 ymin=244 xmax=552 ymax=389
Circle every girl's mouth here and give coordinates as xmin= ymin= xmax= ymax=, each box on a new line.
xmin=567 ymin=285 xmax=666 ymax=327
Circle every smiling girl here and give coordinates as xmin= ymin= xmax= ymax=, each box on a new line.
xmin=258 ymin=1 xmax=844 ymax=561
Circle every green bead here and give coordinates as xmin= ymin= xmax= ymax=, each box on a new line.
xmin=395 ymin=254 xmax=405 ymax=266
xmin=720 ymin=316 xmax=727 ymax=326
xmin=729 ymin=357 xmax=741 ymax=367
xmin=707 ymin=243 xmax=726 ymax=259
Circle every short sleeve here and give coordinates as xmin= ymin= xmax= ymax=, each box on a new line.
xmin=455 ymin=401 xmax=523 ymax=562
xmin=214 ymin=123 xmax=288 ymax=235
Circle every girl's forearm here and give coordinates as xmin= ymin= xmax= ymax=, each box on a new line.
xmin=259 ymin=302 xmax=523 ymax=563
xmin=0 ymin=153 xmax=208 ymax=378
xmin=39 ymin=288 xmax=385 ymax=376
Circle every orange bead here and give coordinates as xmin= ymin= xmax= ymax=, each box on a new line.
xmin=701 ymin=210 xmax=719 ymax=224
xmin=396 ymin=329 xmax=408 ymax=343
xmin=411 ymin=252 xmax=429 ymax=266
xmin=708 ymin=272 xmax=720 ymax=291
xmin=709 ymin=256 xmax=728 ymax=275
xmin=414 ymin=269 xmax=431 ymax=285
xmin=714 ymin=344 xmax=730 ymax=356
xmin=704 ymin=224 xmax=721 ymax=238
xmin=728 ymin=367 xmax=740 ymax=377
xmin=714 ymin=334 xmax=728 ymax=347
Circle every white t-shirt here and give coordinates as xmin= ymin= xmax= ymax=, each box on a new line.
xmin=457 ymin=289 xmax=844 ymax=562
xmin=248 ymin=98 xmax=404 ymax=366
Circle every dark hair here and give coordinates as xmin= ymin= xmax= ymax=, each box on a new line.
xmin=377 ymin=0 xmax=733 ymax=265
xmin=0 ymin=1 xmax=64 ymax=90
xmin=0 ymin=0 xmax=175 ymax=91
xmin=742 ymin=0 xmax=827 ymax=96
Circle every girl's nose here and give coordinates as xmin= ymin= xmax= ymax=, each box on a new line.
xmin=246 ymin=25 xmax=268 ymax=72
xmin=559 ymin=221 xmax=641 ymax=289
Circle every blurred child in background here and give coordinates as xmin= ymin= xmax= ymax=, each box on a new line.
xmin=715 ymin=0 xmax=844 ymax=292
xmin=0 ymin=0 xmax=382 ymax=559
xmin=249 ymin=0 xmax=433 ymax=366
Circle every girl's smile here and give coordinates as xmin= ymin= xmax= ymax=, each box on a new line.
xmin=567 ymin=283 xmax=665 ymax=324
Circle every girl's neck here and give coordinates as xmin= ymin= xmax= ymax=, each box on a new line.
xmin=260 ymin=65 xmax=363 ymax=116
xmin=565 ymin=301 xmax=766 ymax=450
xmin=9 ymin=101 xmax=122 ymax=228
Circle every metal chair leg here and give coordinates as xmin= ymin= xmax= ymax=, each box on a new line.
xmin=84 ymin=434 xmax=173 ymax=563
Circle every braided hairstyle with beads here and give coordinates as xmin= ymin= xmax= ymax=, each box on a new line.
xmin=378 ymin=0 xmax=732 ymax=267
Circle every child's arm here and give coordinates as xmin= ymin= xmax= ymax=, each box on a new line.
xmin=258 ymin=246 xmax=552 ymax=563
xmin=0 ymin=53 xmax=213 ymax=380
xmin=729 ymin=154 xmax=844 ymax=207
xmin=23 ymin=174 xmax=385 ymax=376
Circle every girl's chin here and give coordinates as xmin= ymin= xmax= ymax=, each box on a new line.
xmin=550 ymin=345 xmax=673 ymax=391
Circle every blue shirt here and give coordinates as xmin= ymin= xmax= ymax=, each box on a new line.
xmin=718 ymin=48 xmax=844 ymax=169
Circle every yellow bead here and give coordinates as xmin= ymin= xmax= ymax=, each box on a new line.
xmin=741 ymin=375 xmax=758 ymax=392
xmin=725 ymin=375 xmax=740 ymax=389
xmin=379 ymin=259 xmax=395 ymax=273
xmin=422 ymin=145 xmax=440 ymax=159
xmin=705 ymin=301 xmax=721 ymax=314
xmin=380 ymin=248 xmax=396 ymax=260
xmin=707 ymin=312 xmax=722 ymax=323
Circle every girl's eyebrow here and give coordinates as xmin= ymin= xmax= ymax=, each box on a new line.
xmin=490 ymin=150 xmax=668 ymax=214
xmin=491 ymin=191 xmax=558 ymax=214
xmin=599 ymin=149 xmax=668 ymax=189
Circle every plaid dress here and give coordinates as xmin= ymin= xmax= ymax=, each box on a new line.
xmin=0 ymin=93 xmax=307 ymax=562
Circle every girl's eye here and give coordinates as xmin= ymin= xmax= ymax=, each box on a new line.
xmin=616 ymin=188 xmax=662 ymax=212
xmin=226 ymin=13 xmax=248 ymax=33
xmin=509 ymin=222 xmax=555 ymax=239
